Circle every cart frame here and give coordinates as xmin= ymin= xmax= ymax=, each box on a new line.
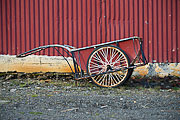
xmin=17 ymin=36 xmax=147 ymax=87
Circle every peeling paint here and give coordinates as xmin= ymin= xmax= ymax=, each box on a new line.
xmin=133 ymin=66 xmax=149 ymax=76
xmin=132 ymin=63 xmax=180 ymax=78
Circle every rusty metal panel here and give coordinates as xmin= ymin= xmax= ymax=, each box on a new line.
xmin=0 ymin=0 xmax=180 ymax=63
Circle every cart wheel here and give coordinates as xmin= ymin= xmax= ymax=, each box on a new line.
xmin=87 ymin=45 xmax=131 ymax=87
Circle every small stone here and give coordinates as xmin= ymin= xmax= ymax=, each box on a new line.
xmin=0 ymin=100 xmax=10 ymax=104
xmin=100 ymin=105 xmax=108 ymax=108
xmin=45 ymin=79 xmax=51 ymax=83
xmin=160 ymin=83 xmax=165 ymax=86
xmin=18 ymin=88 xmax=24 ymax=90
xmin=10 ymin=89 xmax=16 ymax=92
xmin=40 ymin=80 xmax=45 ymax=83
xmin=66 ymin=86 xmax=72 ymax=89
xmin=2 ymin=88 xmax=6 ymax=91
xmin=35 ymin=87 xmax=41 ymax=90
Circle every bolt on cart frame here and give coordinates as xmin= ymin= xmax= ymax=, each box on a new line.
xmin=17 ymin=36 xmax=147 ymax=87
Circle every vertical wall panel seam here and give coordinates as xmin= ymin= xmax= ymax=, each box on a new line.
xmin=171 ymin=0 xmax=173 ymax=62
xmin=6 ymin=0 xmax=8 ymax=54
xmin=52 ymin=0 xmax=55 ymax=43
xmin=118 ymin=0 xmax=121 ymax=39
xmin=19 ymin=0 xmax=22 ymax=53
xmin=33 ymin=0 xmax=36 ymax=50
xmin=15 ymin=0 xmax=17 ymax=54
xmin=104 ymin=0 xmax=107 ymax=42
xmin=80 ymin=0 xmax=83 ymax=47
xmin=166 ymin=0 xmax=168 ymax=62
xmin=90 ymin=0 xmax=92 ymax=45
xmin=176 ymin=0 xmax=178 ymax=62
xmin=175 ymin=0 xmax=177 ymax=63
xmin=95 ymin=0 xmax=97 ymax=44
xmin=57 ymin=0 xmax=60 ymax=46
xmin=62 ymin=0 xmax=64 ymax=54
xmin=123 ymin=0 xmax=125 ymax=37
xmin=108 ymin=0 xmax=110 ymax=41
xmin=156 ymin=0 xmax=159 ymax=62
xmin=86 ymin=0 xmax=88 ymax=46
xmin=76 ymin=0 xmax=78 ymax=48
xmin=132 ymin=0 xmax=134 ymax=36
xmin=52 ymin=0 xmax=55 ymax=55
xmin=1 ymin=0 xmax=3 ymax=54
xmin=28 ymin=0 xmax=31 ymax=50
xmin=100 ymin=0 xmax=102 ymax=43
xmin=113 ymin=0 xmax=116 ymax=40
xmin=142 ymin=0 xmax=145 ymax=60
xmin=43 ymin=0 xmax=45 ymax=54
xmin=67 ymin=0 xmax=69 ymax=46
xmin=172 ymin=0 xmax=174 ymax=62
xmin=24 ymin=0 xmax=26 ymax=51
xmin=151 ymin=0 xmax=154 ymax=62
xmin=47 ymin=0 xmax=50 ymax=55
xmin=147 ymin=0 xmax=149 ymax=62
xmin=71 ymin=0 xmax=73 ymax=46
xmin=137 ymin=0 xmax=139 ymax=37
xmin=10 ymin=0 xmax=12 ymax=54
xmin=38 ymin=0 xmax=40 ymax=53
xmin=128 ymin=0 xmax=130 ymax=37
xmin=161 ymin=0 xmax=164 ymax=62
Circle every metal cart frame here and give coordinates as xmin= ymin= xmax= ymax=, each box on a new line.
xmin=17 ymin=36 xmax=147 ymax=87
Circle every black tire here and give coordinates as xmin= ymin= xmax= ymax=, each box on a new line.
xmin=87 ymin=45 xmax=132 ymax=88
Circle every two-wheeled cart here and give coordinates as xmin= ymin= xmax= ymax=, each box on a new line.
xmin=17 ymin=36 xmax=147 ymax=87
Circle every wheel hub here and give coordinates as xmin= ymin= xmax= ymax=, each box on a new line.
xmin=106 ymin=65 xmax=113 ymax=71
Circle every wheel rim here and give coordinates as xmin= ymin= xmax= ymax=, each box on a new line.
xmin=88 ymin=46 xmax=129 ymax=87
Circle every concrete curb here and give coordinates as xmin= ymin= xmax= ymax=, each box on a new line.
xmin=0 ymin=55 xmax=180 ymax=77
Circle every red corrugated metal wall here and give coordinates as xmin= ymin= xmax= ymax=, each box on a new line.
xmin=0 ymin=0 xmax=180 ymax=63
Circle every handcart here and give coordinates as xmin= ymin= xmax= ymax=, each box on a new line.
xmin=17 ymin=36 xmax=147 ymax=88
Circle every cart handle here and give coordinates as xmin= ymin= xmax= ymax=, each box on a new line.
xmin=16 ymin=45 xmax=75 ymax=58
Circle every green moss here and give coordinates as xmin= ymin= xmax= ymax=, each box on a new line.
xmin=47 ymin=94 xmax=53 ymax=97
xmin=29 ymin=112 xmax=43 ymax=115
xmin=31 ymin=94 xmax=38 ymax=97
xmin=11 ymin=80 xmax=21 ymax=86
xmin=19 ymin=112 xmax=25 ymax=114
xmin=95 ymin=113 xmax=100 ymax=116
xmin=154 ymin=86 xmax=161 ymax=91
xmin=19 ymin=83 xmax=28 ymax=87
xmin=172 ymin=87 xmax=179 ymax=91
xmin=0 ymin=72 xmax=6 ymax=77
xmin=135 ymin=86 xmax=145 ymax=90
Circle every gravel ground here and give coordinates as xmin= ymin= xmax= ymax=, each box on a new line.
xmin=0 ymin=78 xmax=180 ymax=120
